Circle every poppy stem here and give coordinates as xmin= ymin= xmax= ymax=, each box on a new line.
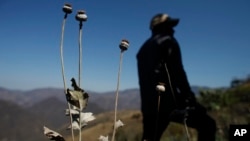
xmin=60 ymin=13 xmax=75 ymax=141
xmin=60 ymin=14 xmax=67 ymax=95
xmin=75 ymin=9 xmax=87 ymax=141
xmin=111 ymin=50 xmax=124 ymax=141
xmin=78 ymin=21 xmax=83 ymax=141
xmin=111 ymin=40 xmax=129 ymax=141
xmin=78 ymin=21 xmax=83 ymax=87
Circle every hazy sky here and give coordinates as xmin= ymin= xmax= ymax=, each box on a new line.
xmin=0 ymin=0 xmax=249 ymax=92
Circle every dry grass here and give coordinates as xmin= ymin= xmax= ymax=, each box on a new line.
xmin=65 ymin=110 xmax=142 ymax=141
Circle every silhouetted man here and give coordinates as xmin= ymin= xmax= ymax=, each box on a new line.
xmin=137 ymin=13 xmax=216 ymax=141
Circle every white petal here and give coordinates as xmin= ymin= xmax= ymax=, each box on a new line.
xmin=43 ymin=126 xmax=64 ymax=139
xmin=98 ymin=135 xmax=109 ymax=141
xmin=115 ymin=120 xmax=124 ymax=129
xmin=71 ymin=121 xmax=80 ymax=130
xmin=81 ymin=112 xmax=95 ymax=124
xmin=65 ymin=108 xmax=79 ymax=116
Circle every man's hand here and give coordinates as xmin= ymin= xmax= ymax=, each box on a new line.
xmin=185 ymin=92 xmax=207 ymax=114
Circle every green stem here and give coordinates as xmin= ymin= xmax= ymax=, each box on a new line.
xmin=111 ymin=50 xmax=124 ymax=141
xmin=78 ymin=22 xmax=83 ymax=87
xmin=78 ymin=21 xmax=83 ymax=141
xmin=78 ymin=108 xmax=82 ymax=141
xmin=60 ymin=13 xmax=75 ymax=141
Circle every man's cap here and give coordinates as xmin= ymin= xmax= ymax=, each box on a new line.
xmin=150 ymin=13 xmax=179 ymax=30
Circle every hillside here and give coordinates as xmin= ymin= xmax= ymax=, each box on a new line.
xmin=0 ymin=87 xmax=140 ymax=111
xmin=0 ymin=87 xmax=141 ymax=141
xmin=0 ymin=99 xmax=45 ymax=141
xmin=66 ymin=81 xmax=250 ymax=141
xmin=64 ymin=110 xmax=198 ymax=141
xmin=0 ymin=86 xmax=207 ymax=111
xmin=0 ymin=80 xmax=249 ymax=141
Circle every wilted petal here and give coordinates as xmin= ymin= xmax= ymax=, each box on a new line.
xmin=67 ymin=112 xmax=95 ymax=130
xmin=65 ymin=108 xmax=79 ymax=116
xmin=80 ymin=112 xmax=95 ymax=124
xmin=66 ymin=89 xmax=89 ymax=110
xmin=71 ymin=121 xmax=81 ymax=130
xmin=70 ymin=78 xmax=81 ymax=91
xmin=98 ymin=135 xmax=109 ymax=141
xmin=65 ymin=78 xmax=89 ymax=111
xmin=68 ymin=121 xmax=87 ymax=130
xmin=66 ymin=109 xmax=95 ymax=123
xmin=115 ymin=120 xmax=124 ymax=129
xmin=43 ymin=126 xmax=65 ymax=141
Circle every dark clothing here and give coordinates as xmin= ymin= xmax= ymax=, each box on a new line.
xmin=137 ymin=32 xmax=216 ymax=141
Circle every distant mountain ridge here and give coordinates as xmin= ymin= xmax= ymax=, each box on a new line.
xmin=0 ymin=85 xmax=216 ymax=141
xmin=0 ymin=86 xmax=141 ymax=141
xmin=0 ymin=87 xmax=141 ymax=111
xmin=0 ymin=99 xmax=45 ymax=141
xmin=0 ymin=86 xmax=212 ymax=111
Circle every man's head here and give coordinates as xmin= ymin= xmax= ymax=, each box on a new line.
xmin=150 ymin=13 xmax=179 ymax=34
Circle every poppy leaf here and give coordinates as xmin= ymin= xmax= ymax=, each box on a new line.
xmin=43 ymin=126 xmax=65 ymax=141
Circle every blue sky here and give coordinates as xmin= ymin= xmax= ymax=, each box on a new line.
xmin=0 ymin=0 xmax=249 ymax=92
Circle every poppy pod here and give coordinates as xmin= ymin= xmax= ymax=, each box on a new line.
xmin=76 ymin=10 xmax=87 ymax=22
xmin=156 ymin=84 xmax=165 ymax=92
xmin=119 ymin=39 xmax=129 ymax=51
xmin=63 ymin=3 xmax=72 ymax=14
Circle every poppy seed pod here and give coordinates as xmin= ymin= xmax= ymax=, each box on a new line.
xmin=119 ymin=39 xmax=129 ymax=51
xmin=76 ymin=10 xmax=87 ymax=22
xmin=156 ymin=84 xmax=165 ymax=92
xmin=63 ymin=3 xmax=72 ymax=14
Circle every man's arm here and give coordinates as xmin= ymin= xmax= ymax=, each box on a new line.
xmin=165 ymin=39 xmax=196 ymax=101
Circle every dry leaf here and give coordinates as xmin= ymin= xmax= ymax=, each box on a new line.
xmin=43 ymin=126 xmax=65 ymax=141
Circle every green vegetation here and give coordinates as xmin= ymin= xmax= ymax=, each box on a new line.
xmin=79 ymin=76 xmax=250 ymax=141
xmin=1 ymin=76 xmax=249 ymax=141
xmin=197 ymin=77 xmax=250 ymax=141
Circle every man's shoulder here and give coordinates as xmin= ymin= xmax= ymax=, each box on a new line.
xmin=154 ymin=35 xmax=173 ymax=45
xmin=137 ymin=38 xmax=154 ymax=58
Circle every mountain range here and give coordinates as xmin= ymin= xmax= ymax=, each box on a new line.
xmin=0 ymin=86 xmax=210 ymax=141
xmin=0 ymin=86 xmax=208 ymax=109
